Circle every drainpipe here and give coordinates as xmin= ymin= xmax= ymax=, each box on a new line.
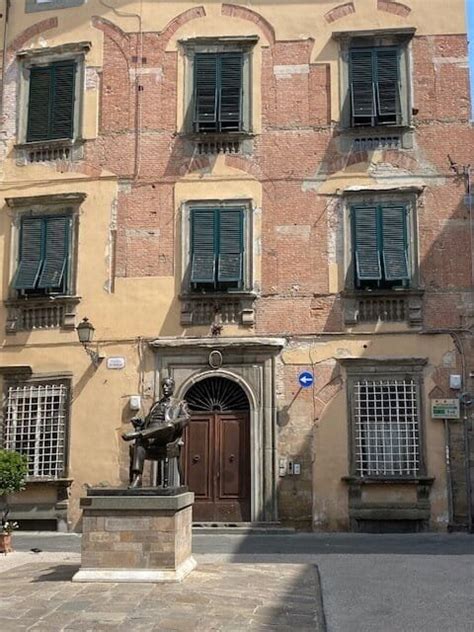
xmin=444 ymin=419 xmax=454 ymax=529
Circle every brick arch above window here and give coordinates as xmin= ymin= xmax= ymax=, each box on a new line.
xmin=324 ymin=3 xmax=356 ymax=24
xmin=221 ymin=4 xmax=276 ymax=45
xmin=160 ymin=6 xmax=207 ymax=46
xmin=7 ymin=18 xmax=58 ymax=57
xmin=377 ymin=1 xmax=412 ymax=17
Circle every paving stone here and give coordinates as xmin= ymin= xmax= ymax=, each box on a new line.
xmin=0 ymin=561 xmax=324 ymax=631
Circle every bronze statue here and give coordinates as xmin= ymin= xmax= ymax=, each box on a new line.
xmin=122 ymin=377 xmax=190 ymax=489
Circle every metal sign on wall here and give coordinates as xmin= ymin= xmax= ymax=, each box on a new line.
xmin=431 ymin=399 xmax=460 ymax=420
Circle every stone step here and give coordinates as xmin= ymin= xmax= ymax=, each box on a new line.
xmin=192 ymin=522 xmax=295 ymax=534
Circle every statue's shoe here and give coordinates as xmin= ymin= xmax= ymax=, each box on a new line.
xmin=122 ymin=431 xmax=139 ymax=441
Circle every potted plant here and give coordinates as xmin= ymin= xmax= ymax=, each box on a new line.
xmin=0 ymin=449 xmax=28 ymax=554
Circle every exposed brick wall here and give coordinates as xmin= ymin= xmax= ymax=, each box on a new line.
xmin=89 ymin=27 xmax=473 ymax=341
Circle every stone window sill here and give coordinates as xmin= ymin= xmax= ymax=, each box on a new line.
xmin=15 ymin=139 xmax=84 ymax=165
xmin=5 ymin=295 xmax=81 ymax=334
xmin=25 ymin=477 xmax=73 ymax=486
xmin=342 ymin=476 xmax=434 ymax=486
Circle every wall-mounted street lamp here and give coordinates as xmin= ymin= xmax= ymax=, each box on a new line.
xmin=76 ymin=317 xmax=104 ymax=368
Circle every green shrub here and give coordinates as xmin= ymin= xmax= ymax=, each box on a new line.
xmin=0 ymin=449 xmax=28 ymax=496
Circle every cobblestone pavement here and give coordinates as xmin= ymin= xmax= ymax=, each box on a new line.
xmin=0 ymin=554 xmax=325 ymax=632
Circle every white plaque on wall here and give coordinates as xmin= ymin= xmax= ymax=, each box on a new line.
xmin=107 ymin=357 xmax=126 ymax=370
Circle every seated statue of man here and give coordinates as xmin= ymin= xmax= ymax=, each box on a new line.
xmin=122 ymin=377 xmax=190 ymax=489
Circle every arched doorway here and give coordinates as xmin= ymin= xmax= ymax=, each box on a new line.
xmin=183 ymin=376 xmax=251 ymax=522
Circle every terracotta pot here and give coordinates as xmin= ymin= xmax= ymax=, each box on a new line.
xmin=0 ymin=532 xmax=13 ymax=554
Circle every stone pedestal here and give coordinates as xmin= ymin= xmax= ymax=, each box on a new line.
xmin=72 ymin=489 xmax=196 ymax=583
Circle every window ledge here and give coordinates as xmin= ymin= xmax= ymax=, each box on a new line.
xmin=343 ymin=289 xmax=423 ymax=326
xmin=342 ymin=288 xmax=423 ymax=298
xmin=15 ymin=138 xmax=84 ymax=165
xmin=342 ymin=476 xmax=434 ymax=486
xmin=179 ymin=291 xmax=257 ymax=327
xmin=5 ymin=295 xmax=81 ymax=333
xmin=25 ymin=478 xmax=73 ymax=486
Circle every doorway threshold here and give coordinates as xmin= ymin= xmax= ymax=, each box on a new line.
xmin=192 ymin=522 xmax=295 ymax=534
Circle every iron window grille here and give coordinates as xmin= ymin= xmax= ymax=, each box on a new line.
xmin=3 ymin=383 xmax=68 ymax=479
xmin=353 ymin=378 xmax=420 ymax=477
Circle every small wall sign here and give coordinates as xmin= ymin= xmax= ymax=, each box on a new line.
xmin=431 ymin=398 xmax=460 ymax=420
xmin=107 ymin=357 xmax=126 ymax=370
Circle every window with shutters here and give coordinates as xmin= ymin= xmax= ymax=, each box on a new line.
xmin=4 ymin=194 xmax=83 ymax=332
xmin=349 ymin=47 xmax=401 ymax=127
xmin=190 ymin=206 xmax=245 ymax=291
xmin=13 ymin=215 xmax=72 ymax=297
xmin=182 ymin=39 xmax=254 ymax=148
xmin=193 ymin=53 xmax=244 ymax=134
xmin=26 ymin=61 xmax=76 ymax=142
xmin=335 ymin=30 xmax=413 ymax=138
xmin=351 ymin=203 xmax=410 ymax=289
xmin=17 ymin=45 xmax=88 ymax=161
xmin=180 ymin=200 xmax=256 ymax=326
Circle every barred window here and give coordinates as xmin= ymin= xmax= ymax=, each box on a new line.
xmin=3 ymin=383 xmax=68 ymax=479
xmin=353 ymin=377 xmax=420 ymax=477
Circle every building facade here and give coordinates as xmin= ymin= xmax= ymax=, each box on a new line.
xmin=0 ymin=0 xmax=472 ymax=532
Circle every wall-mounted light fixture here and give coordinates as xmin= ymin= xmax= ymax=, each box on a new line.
xmin=76 ymin=317 xmax=104 ymax=367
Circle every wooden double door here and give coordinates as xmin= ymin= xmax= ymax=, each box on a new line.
xmin=182 ymin=412 xmax=251 ymax=522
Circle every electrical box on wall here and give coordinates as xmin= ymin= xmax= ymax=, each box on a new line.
xmin=449 ymin=374 xmax=462 ymax=390
xmin=129 ymin=395 xmax=141 ymax=411
xmin=279 ymin=458 xmax=287 ymax=477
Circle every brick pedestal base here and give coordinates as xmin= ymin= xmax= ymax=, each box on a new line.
xmin=72 ymin=490 xmax=196 ymax=583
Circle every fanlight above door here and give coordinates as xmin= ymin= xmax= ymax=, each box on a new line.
xmin=185 ymin=377 xmax=249 ymax=412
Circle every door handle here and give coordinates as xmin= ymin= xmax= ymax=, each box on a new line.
xmin=229 ymin=454 xmax=235 ymax=463
xmin=192 ymin=454 xmax=201 ymax=463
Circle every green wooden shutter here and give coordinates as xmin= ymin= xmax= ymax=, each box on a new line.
xmin=218 ymin=53 xmax=243 ymax=132
xmin=352 ymin=206 xmax=382 ymax=281
xmin=38 ymin=216 xmax=70 ymax=290
xmin=51 ymin=62 xmax=76 ymax=140
xmin=381 ymin=205 xmax=409 ymax=280
xmin=191 ymin=209 xmax=217 ymax=283
xmin=13 ymin=217 xmax=44 ymax=290
xmin=350 ymin=50 xmax=375 ymax=126
xmin=26 ymin=66 xmax=53 ymax=142
xmin=194 ymin=54 xmax=218 ymax=131
xmin=218 ymin=208 xmax=243 ymax=283
xmin=375 ymin=48 xmax=399 ymax=119
xmin=26 ymin=62 xmax=75 ymax=142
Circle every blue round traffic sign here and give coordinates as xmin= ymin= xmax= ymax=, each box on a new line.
xmin=298 ymin=371 xmax=314 ymax=388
